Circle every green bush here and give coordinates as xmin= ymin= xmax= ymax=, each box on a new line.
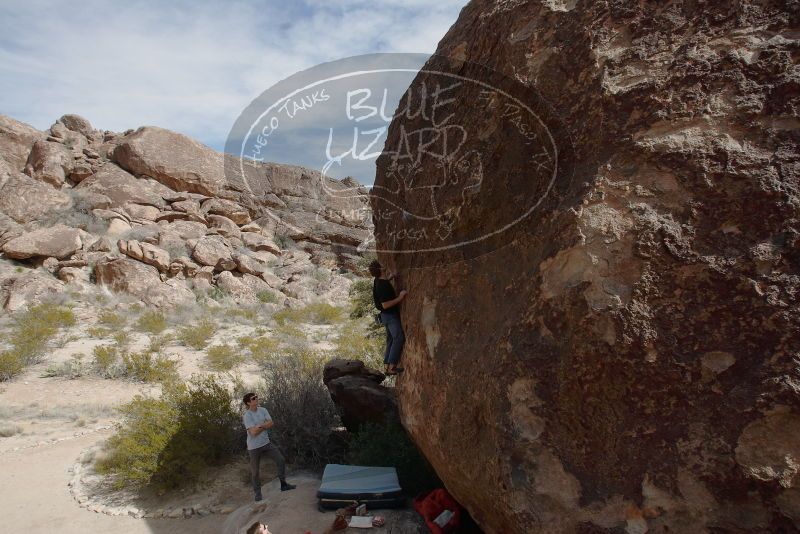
xmin=135 ymin=311 xmax=167 ymax=334
xmin=334 ymin=322 xmax=385 ymax=370
xmin=87 ymin=326 xmax=112 ymax=338
xmin=97 ymin=376 xmax=243 ymax=490
xmin=227 ymin=307 xmax=258 ymax=322
xmin=0 ymin=350 xmax=26 ymax=382
xmin=347 ymin=420 xmax=441 ymax=496
xmin=348 ymin=278 xmax=374 ymax=319
xmin=273 ymin=302 xmax=345 ymax=326
xmin=259 ymin=349 xmax=341 ymax=468
xmin=177 ymin=318 xmax=216 ymax=350
xmin=121 ymin=351 xmax=179 ymax=383
xmin=238 ymin=335 xmax=280 ymax=367
xmin=0 ymin=304 xmax=77 ymax=381
xmin=257 ymin=290 xmax=279 ymax=304
xmin=205 ymin=344 xmax=243 ymax=372
xmin=112 ymin=330 xmax=131 ymax=347
xmin=93 ymin=345 xmax=120 ymax=378
xmin=98 ymin=310 xmax=126 ymax=328
xmin=145 ymin=334 xmax=173 ymax=354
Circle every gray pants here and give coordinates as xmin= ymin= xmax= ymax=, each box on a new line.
xmin=248 ymin=442 xmax=286 ymax=497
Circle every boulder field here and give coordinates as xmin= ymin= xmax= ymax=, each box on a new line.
xmin=0 ymin=114 xmax=372 ymax=310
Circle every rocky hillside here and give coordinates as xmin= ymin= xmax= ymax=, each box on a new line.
xmin=0 ymin=114 xmax=371 ymax=311
xmin=375 ymin=1 xmax=799 ymax=533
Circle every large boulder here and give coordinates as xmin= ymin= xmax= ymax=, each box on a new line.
xmin=375 ymin=2 xmax=800 ymax=533
xmin=23 ymin=140 xmax=73 ymax=187
xmin=75 ymin=163 xmax=171 ymax=208
xmin=2 ymin=224 xmax=83 ymax=259
xmin=0 ymin=212 xmax=22 ymax=247
xmin=112 ymin=126 xmax=227 ymax=195
xmin=0 ymin=172 xmax=72 ymax=223
xmin=94 ymin=257 xmax=193 ymax=307
xmin=0 ymin=115 xmax=44 ymax=172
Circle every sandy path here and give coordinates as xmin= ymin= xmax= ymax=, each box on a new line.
xmin=0 ymin=429 xmax=228 ymax=534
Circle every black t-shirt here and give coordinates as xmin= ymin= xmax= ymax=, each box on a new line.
xmin=373 ymin=278 xmax=399 ymax=315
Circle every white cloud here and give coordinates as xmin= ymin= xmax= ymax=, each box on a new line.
xmin=0 ymin=0 xmax=466 ymax=151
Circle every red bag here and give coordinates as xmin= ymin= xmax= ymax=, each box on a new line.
xmin=413 ymin=489 xmax=462 ymax=534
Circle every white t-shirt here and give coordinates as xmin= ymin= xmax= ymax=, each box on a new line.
xmin=243 ymin=406 xmax=272 ymax=450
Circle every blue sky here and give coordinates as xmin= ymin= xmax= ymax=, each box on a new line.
xmin=0 ymin=0 xmax=467 ymax=162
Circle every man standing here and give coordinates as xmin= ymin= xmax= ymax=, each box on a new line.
xmin=243 ymin=392 xmax=295 ymax=501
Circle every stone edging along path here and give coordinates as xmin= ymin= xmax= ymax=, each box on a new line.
xmin=67 ymin=442 xmax=237 ymax=520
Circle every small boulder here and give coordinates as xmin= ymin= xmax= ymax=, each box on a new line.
xmin=233 ymin=252 xmax=267 ymax=276
xmin=207 ymin=214 xmax=241 ymax=239
xmin=3 ymin=224 xmax=83 ymax=259
xmin=124 ymin=203 xmax=160 ymax=221
xmin=1 ymin=271 xmax=65 ymax=311
xmin=23 ymin=140 xmax=73 ymax=187
xmin=323 ymin=359 xmax=395 ymax=432
xmin=58 ymin=266 xmax=89 ymax=283
xmin=59 ymin=114 xmax=94 ymax=136
xmin=201 ymin=198 xmax=251 ymax=225
xmin=119 ymin=239 xmax=171 ymax=272
xmin=242 ymin=232 xmax=281 ymax=255
xmin=191 ymin=235 xmax=232 ymax=268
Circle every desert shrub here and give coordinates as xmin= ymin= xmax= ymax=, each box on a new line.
xmin=0 ymin=350 xmax=26 ymax=382
xmin=93 ymin=345 xmax=120 ymax=378
xmin=205 ymin=344 xmax=243 ymax=372
xmin=347 ymin=420 xmax=441 ymax=496
xmin=311 ymin=267 xmax=332 ymax=285
xmin=259 ymin=349 xmax=340 ymax=468
xmin=348 ymin=278 xmax=374 ymax=319
xmin=145 ymin=334 xmax=172 ymax=354
xmin=208 ymin=286 xmax=229 ymax=303
xmin=177 ymin=318 xmax=216 ymax=350
xmin=135 ymin=311 xmax=168 ymax=334
xmin=39 ymin=193 xmax=108 ymax=234
xmin=0 ymin=304 xmax=76 ymax=381
xmin=120 ymin=351 xmax=179 ymax=383
xmin=0 ymin=422 xmax=22 ymax=437
xmin=98 ymin=310 xmax=126 ymax=328
xmin=274 ymin=322 xmax=306 ymax=341
xmin=227 ymin=307 xmax=258 ymax=322
xmin=273 ymin=234 xmax=295 ymax=249
xmin=112 ymin=330 xmax=131 ymax=347
xmin=334 ymin=322 xmax=385 ymax=370
xmin=256 ymin=290 xmax=279 ymax=304
xmin=42 ymin=353 xmax=86 ymax=379
xmin=161 ymin=240 xmax=188 ymax=260
xmin=87 ymin=326 xmax=112 ymax=338
xmin=355 ymin=252 xmax=377 ymax=272
xmin=238 ymin=335 xmax=279 ymax=367
xmin=273 ymin=302 xmax=345 ymax=326
xmin=97 ymin=376 xmax=243 ymax=490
